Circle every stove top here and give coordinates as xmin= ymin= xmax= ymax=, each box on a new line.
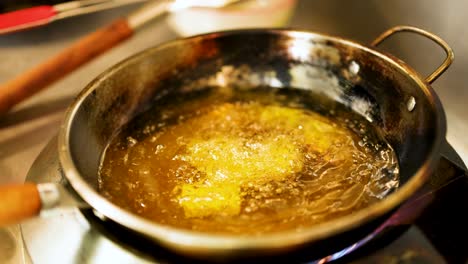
xmin=20 ymin=137 xmax=468 ymax=263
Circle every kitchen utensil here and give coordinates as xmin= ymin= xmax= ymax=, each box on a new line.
xmin=0 ymin=0 xmax=147 ymax=34
xmin=0 ymin=0 xmax=242 ymax=115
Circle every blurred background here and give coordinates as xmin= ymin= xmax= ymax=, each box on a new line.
xmin=0 ymin=0 xmax=466 ymax=263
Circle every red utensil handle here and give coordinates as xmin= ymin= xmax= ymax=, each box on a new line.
xmin=0 ymin=5 xmax=57 ymax=34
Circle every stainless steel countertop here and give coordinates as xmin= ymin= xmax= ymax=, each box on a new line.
xmin=0 ymin=0 xmax=466 ymax=263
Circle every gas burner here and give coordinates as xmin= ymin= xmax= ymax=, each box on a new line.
xmin=21 ymin=137 xmax=468 ymax=263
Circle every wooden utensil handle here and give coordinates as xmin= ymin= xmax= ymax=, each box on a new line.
xmin=0 ymin=183 xmax=41 ymax=227
xmin=0 ymin=18 xmax=133 ymax=114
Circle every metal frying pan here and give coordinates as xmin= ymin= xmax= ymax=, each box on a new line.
xmin=0 ymin=26 xmax=454 ymax=261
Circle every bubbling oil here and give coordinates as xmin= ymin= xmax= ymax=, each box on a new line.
xmin=98 ymin=87 xmax=399 ymax=234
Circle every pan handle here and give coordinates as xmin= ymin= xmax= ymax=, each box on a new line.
xmin=0 ymin=182 xmax=85 ymax=227
xmin=0 ymin=183 xmax=59 ymax=226
xmin=371 ymin=25 xmax=454 ymax=84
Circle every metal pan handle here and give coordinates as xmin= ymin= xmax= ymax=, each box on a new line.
xmin=371 ymin=25 xmax=454 ymax=84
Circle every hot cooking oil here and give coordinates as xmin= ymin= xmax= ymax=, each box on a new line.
xmin=98 ymin=87 xmax=399 ymax=234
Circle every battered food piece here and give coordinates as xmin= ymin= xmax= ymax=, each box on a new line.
xmin=174 ymin=104 xmax=352 ymax=218
xmin=177 ymin=182 xmax=241 ymax=218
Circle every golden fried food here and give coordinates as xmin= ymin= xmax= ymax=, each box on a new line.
xmin=173 ymin=103 xmax=354 ymax=218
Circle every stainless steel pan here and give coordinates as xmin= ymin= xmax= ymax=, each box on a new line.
xmin=0 ymin=25 xmax=454 ymax=261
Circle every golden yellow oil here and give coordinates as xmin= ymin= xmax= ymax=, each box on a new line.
xmin=98 ymin=87 xmax=399 ymax=234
